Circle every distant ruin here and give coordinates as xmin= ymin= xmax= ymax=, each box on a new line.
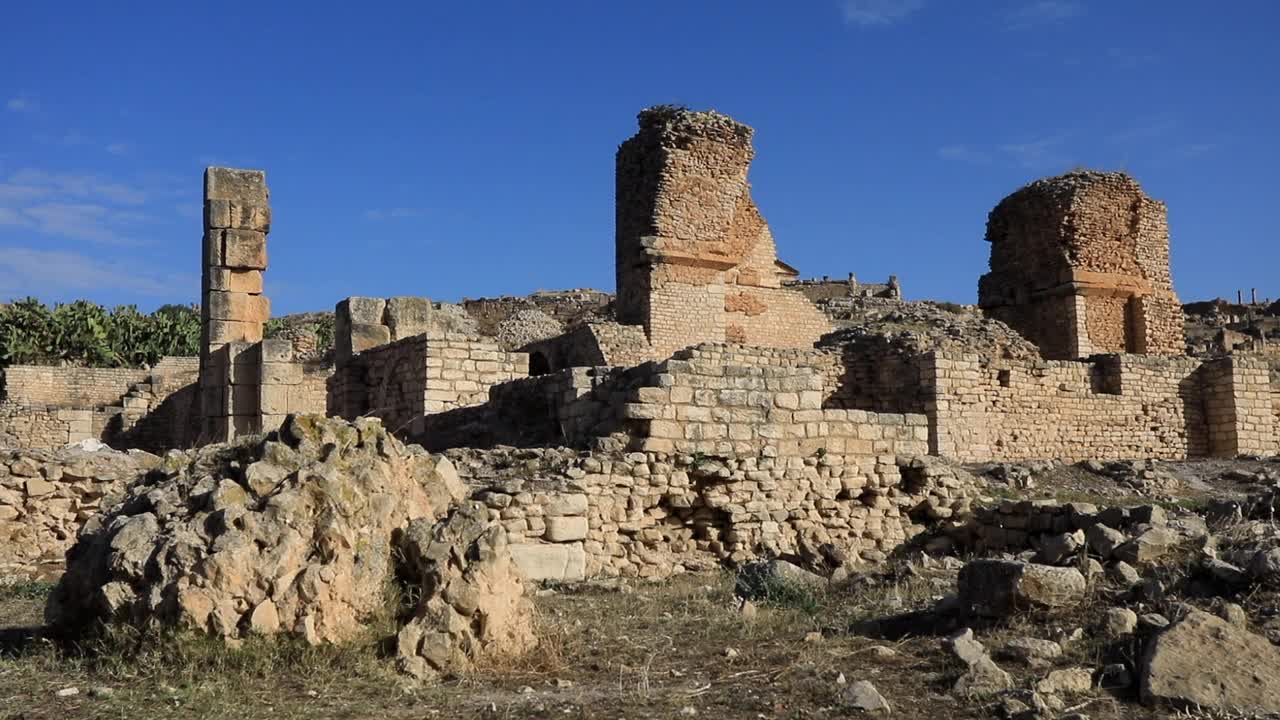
xmin=979 ymin=171 xmax=1185 ymax=360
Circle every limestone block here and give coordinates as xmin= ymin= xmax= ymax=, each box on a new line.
xmin=385 ymin=297 xmax=434 ymax=340
xmin=207 ymin=320 xmax=264 ymax=344
xmin=207 ymin=291 xmax=271 ymax=323
xmin=545 ymin=493 xmax=589 ymax=517
xmin=260 ymin=362 xmax=303 ymax=386
xmin=545 ymin=516 xmax=588 ymax=542
xmin=204 ymin=199 xmax=232 ymax=229
xmin=509 ymin=542 xmax=586 ymax=581
xmin=229 ymin=202 xmax=271 ymax=232
xmin=337 ymin=297 xmax=387 ymax=326
xmin=208 ymin=268 xmax=264 ymax=294
xmin=348 ymin=323 xmax=392 ymax=355
xmin=205 ymin=167 xmax=268 ymax=205
xmin=222 ymin=229 xmax=268 ymax=270
xmin=259 ymin=385 xmax=289 ymax=415
xmin=203 ymin=230 xmax=224 ymax=266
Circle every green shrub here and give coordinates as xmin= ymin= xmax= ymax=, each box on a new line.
xmin=0 ymin=298 xmax=201 ymax=368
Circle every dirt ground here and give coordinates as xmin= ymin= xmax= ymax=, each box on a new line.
xmin=1 ymin=569 xmax=1183 ymax=720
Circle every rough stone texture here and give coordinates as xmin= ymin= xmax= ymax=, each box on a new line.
xmin=958 ymin=560 xmax=1086 ymax=617
xmin=0 ymin=446 xmax=161 ymax=577
xmin=979 ymin=170 xmax=1184 ymax=359
xmin=46 ymin=415 xmax=465 ymax=643
xmin=395 ymin=500 xmax=535 ymax=680
xmin=615 ymin=106 xmax=831 ymax=358
xmin=1141 ymin=609 xmax=1280 ymax=712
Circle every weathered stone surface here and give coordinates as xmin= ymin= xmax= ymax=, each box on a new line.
xmin=1102 ymin=607 xmax=1138 ymax=638
xmin=508 ymin=542 xmax=586 ymax=581
xmin=958 ymin=560 xmax=1086 ymax=617
xmin=837 ymin=680 xmax=890 ymax=713
xmin=208 ymin=268 xmax=264 ymax=294
xmin=1037 ymin=667 xmax=1093 ymax=695
xmin=47 ymin=415 xmax=464 ymax=645
xmin=543 ymin=515 xmax=588 ymax=542
xmin=206 ymin=291 xmax=271 ymax=323
xmin=385 ymin=297 xmax=435 ymax=341
xmin=1141 ymin=609 xmax=1280 ymax=712
xmin=395 ymin=500 xmax=535 ymax=680
xmin=205 ymin=167 xmax=267 ymax=205
xmin=222 ymin=229 xmax=268 ymax=270
xmin=1115 ymin=527 xmax=1180 ymax=565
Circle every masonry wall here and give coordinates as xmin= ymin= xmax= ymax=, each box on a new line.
xmin=979 ymin=171 xmax=1185 ymax=359
xmin=614 ymin=107 xmax=830 ymax=358
xmin=329 ymin=333 xmax=527 ymax=435
xmin=1202 ymin=356 xmax=1276 ymax=457
xmin=925 ymin=352 xmax=1211 ymax=462
xmin=450 ymin=446 xmax=974 ymax=581
xmin=0 ymin=358 xmax=201 ymax=451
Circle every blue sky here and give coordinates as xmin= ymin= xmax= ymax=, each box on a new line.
xmin=2 ymin=1 xmax=1277 ymax=314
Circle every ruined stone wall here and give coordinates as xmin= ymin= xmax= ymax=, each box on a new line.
xmin=0 ymin=358 xmax=201 ymax=451
xmin=979 ymin=171 xmax=1184 ymax=359
xmin=0 ymin=447 xmax=159 ymax=578
xmin=926 ymin=352 xmax=1211 ymax=461
xmin=522 ymin=322 xmax=652 ymax=376
xmin=450 ymin=446 xmax=974 ymax=580
xmin=328 ymin=333 xmax=527 ymax=434
xmin=614 ymin=107 xmax=830 ymax=357
xmin=1202 ymin=356 xmax=1276 ymax=457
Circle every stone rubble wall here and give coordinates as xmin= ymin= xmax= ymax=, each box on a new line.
xmin=521 ymin=322 xmax=653 ymax=376
xmin=450 ymin=446 xmax=976 ymax=581
xmin=950 ymin=498 xmax=1164 ymax=555
xmin=334 ymin=296 xmax=480 ymax=364
xmin=0 ymin=446 xmax=160 ymax=577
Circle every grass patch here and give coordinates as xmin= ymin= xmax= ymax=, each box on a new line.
xmin=0 ymin=579 xmax=56 ymax=601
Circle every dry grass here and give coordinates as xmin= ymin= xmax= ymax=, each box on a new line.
xmin=0 ymin=567 xmax=1197 ymax=719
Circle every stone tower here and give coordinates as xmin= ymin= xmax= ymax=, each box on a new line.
xmin=978 ymin=170 xmax=1184 ymax=359
xmin=614 ymin=106 xmax=829 ymax=358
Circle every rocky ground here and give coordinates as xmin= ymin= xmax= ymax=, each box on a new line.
xmin=5 ymin=443 xmax=1280 ymax=718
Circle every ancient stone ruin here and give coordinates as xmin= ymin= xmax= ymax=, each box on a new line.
xmin=979 ymin=170 xmax=1185 ymax=360
xmin=1 ymin=106 xmax=1277 ymax=589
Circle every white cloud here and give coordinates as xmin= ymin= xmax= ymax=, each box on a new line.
xmin=0 ymin=247 xmax=193 ymax=299
xmin=7 ymin=169 xmax=148 ymax=205
xmin=364 ymin=208 xmax=428 ymax=221
xmin=841 ymin=0 xmax=925 ymax=27
xmin=19 ymin=203 xmax=145 ymax=246
xmin=938 ymin=144 xmax=992 ymax=164
xmin=1002 ymin=1 xmax=1082 ymax=30
xmin=5 ymin=97 xmax=36 ymax=112
xmin=1000 ymin=134 xmax=1071 ymax=168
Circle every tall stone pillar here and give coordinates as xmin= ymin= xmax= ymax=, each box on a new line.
xmin=200 ymin=167 xmax=272 ymax=442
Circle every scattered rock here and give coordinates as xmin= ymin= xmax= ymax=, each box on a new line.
xmin=1107 ymin=561 xmax=1141 ymax=588
xmin=1036 ymin=667 xmax=1093 ymax=695
xmin=1115 ymin=527 xmax=1180 ymax=565
xmin=838 ymin=680 xmax=891 ymax=714
xmin=55 ymin=687 xmax=79 ymax=698
xmin=1102 ymin=608 xmax=1138 ymax=638
xmin=1002 ymin=638 xmax=1062 ymax=665
xmin=958 ymin=560 xmax=1085 ymax=617
xmin=1086 ymin=524 xmax=1127 ymax=558
xmin=1141 ymin=609 xmax=1280 ymax=712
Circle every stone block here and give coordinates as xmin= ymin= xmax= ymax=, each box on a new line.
xmin=208 ymin=268 xmax=263 ymax=294
xmin=544 ymin=516 xmax=588 ymax=542
xmin=260 ymin=384 xmax=289 ymax=415
xmin=229 ymin=201 xmax=271 ymax=232
xmin=260 ymin=361 xmax=303 ymax=386
xmin=385 ymin=297 xmax=434 ymax=340
xmin=207 ymin=319 xmax=264 ymax=344
xmin=258 ymin=339 xmax=293 ymax=364
xmin=508 ymin=542 xmax=586 ymax=581
xmin=346 ymin=323 xmax=391 ymax=355
xmin=207 ymin=291 xmax=271 ymax=323
xmin=205 ymin=167 xmax=268 ymax=205
xmin=337 ymin=297 xmax=387 ymax=326
xmin=203 ymin=230 xmax=223 ymax=266
xmin=204 ymin=199 xmax=232 ymax=229
xmin=222 ymin=229 xmax=267 ymax=270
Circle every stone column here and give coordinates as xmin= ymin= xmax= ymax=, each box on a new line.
xmin=200 ymin=167 xmax=271 ymax=442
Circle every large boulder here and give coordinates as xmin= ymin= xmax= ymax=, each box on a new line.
xmin=1141 ymin=609 xmax=1280 ymax=712
xmin=46 ymin=414 xmax=466 ymax=645
xmin=958 ymin=560 xmax=1086 ymax=617
xmin=395 ymin=500 xmax=536 ymax=679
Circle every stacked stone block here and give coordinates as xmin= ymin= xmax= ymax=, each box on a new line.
xmin=335 ymin=296 xmax=459 ymax=363
xmin=202 ymin=168 xmax=270 ymax=349
xmin=328 ymin=333 xmax=527 ymax=434
xmin=1202 ymin=356 xmax=1276 ymax=457
xmin=979 ymin=170 xmax=1184 ymax=359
